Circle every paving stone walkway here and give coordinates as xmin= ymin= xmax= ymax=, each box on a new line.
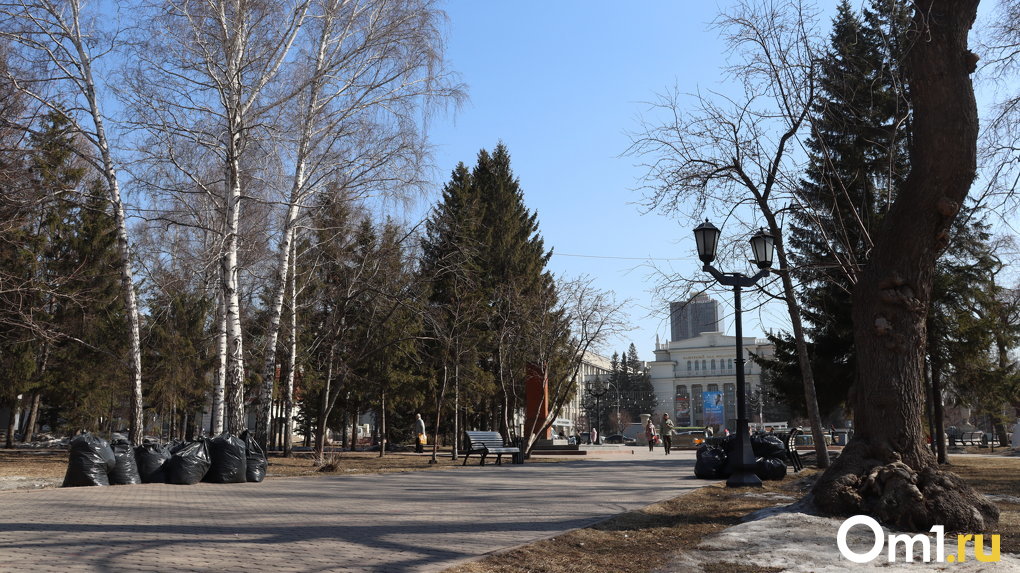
xmin=0 ymin=451 xmax=708 ymax=572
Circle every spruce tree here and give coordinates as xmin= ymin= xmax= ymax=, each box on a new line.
xmin=762 ymin=0 xmax=910 ymax=419
xmin=420 ymin=144 xmax=559 ymax=434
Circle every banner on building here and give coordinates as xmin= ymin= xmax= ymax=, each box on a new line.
xmin=703 ymin=391 xmax=724 ymax=426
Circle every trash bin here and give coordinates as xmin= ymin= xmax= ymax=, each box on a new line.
xmin=512 ymin=437 xmax=526 ymax=464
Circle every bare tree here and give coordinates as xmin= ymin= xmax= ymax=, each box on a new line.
xmin=519 ymin=276 xmax=629 ymax=454
xmin=977 ymin=0 xmax=1020 ymax=207
xmin=0 ymin=0 xmax=146 ymax=444
xmin=254 ymin=0 xmax=462 ymax=448
xmin=123 ymin=0 xmax=311 ymax=434
xmin=627 ymin=0 xmax=831 ymax=466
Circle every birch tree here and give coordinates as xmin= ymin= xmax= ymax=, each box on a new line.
xmin=124 ymin=0 xmax=311 ymax=433
xmin=254 ymin=0 xmax=462 ymax=447
xmin=0 ymin=0 xmax=145 ymax=444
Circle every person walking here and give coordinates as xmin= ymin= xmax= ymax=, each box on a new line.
xmin=414 ymin=413 xmax=426 ymax=454
xmin=660 ymin=413 xmax=675 ymax=455
xmin=645 ymin=418 xmax=657 ymax=452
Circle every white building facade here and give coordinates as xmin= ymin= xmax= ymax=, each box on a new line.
xmin=558 ymin=351 xmax=613 ymax=434
xmin=648 ymin=331 xmax=773 ymax=432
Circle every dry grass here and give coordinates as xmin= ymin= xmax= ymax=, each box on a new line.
xmin=2 ymin=447 xmax=1017 ymax=572
xmin=444 ymin=454 xmax=1020 ymax=573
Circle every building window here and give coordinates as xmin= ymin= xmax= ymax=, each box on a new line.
xmin=687 ymin=360 xmax=692 ymax=371
xmin=694 ymin=360 xmax=699 ymax=371
xmin=702 ymin=360 xmax=707 ymax=371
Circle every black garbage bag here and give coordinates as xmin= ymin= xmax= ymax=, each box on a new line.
xmin=135 ymin=442 xmax=171 ymax=483
xmin=754 ymin=456 xmax=788 ymax=481
xmin=719 ymin=434 xmax=736 ymax=457
xmin=109 ymin=439 xmax=142 ymax=485
xmin=241 ymin=430 xmax=267 ymax=483
xmin=694 ymin=445 xmax=730 ymax=479
xmin=165 ymin=439 xmax=211 ymax=485
xmin=751 ymin=434 xmax=785 ymax=459
xmin=62 ymin=432 xmax=116 ymax=487
xmin=204 ymin=433 xmax=247 ymax=483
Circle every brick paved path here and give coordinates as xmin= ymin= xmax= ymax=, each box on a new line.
xmin=0 ymin=452 xmax=707 ymax=572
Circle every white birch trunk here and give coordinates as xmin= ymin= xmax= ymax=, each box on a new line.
xmin=256 ymin=5 xmax=328 ymax=446
xmin=211 ymin=293 xmax=227 ymax=436
xmin=223 ymin=163 xmax=246 ymax=433
xmin=257 ymin=205 xmax=301 ymax=445
xmin=283 ymin=238 xmax=297 ymax=457
xmin=65 ymin=0 xmax=145 ymax=445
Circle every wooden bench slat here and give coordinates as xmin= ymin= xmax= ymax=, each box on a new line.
xmin=463 ymin=431 xmax=520 ymax=466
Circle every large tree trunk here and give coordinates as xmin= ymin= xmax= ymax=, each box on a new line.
xmin=812 ymin=0 xmax=997 ymax=532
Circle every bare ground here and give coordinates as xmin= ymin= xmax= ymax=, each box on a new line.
xmin=1 ymin=447 xmax=1016 ymax=571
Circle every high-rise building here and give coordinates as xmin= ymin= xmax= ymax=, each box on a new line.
xmin=670 ymin=295 xmax=723 ymax=341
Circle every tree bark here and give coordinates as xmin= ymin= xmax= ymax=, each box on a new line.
xmin=211 ymin=295 xmax=227 ymax=436
xmin=812 ymin=0 xmax=997 ymax=532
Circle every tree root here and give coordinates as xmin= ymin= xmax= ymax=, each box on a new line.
xmin=811 ymin=441 xmax=998 ymax=532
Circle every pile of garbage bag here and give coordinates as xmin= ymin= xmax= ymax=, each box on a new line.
xmin=693 ymin=433 xmax=788 ymax=481
xmin=62 ymin=431 xmax=268 ymax=487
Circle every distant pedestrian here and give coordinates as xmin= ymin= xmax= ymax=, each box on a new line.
xmin=645 ymin=418 xmax=657 ymax=451
xmin=705 ymin=425 xmax=714 ymax=437
xmin=414 ymin=413 xmax=426 ymax=453
xmin=660 ymin=413 xmax=675 ymax=455
xmin=723 ymin=428 xmax=730 ymax=437
xmin=590 ymin=427 xmax=598 ymax=445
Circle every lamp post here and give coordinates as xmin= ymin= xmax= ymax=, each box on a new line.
xmin=587 ymin=379 xmax=611 ymax=445
xmin=694 ymin=220 xmax=774 ymax=488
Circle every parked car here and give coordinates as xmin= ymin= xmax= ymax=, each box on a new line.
xmin=603 ymin=434 xmax=637 ymax=445
xmin=671 ymin=429 xmax=707 ymax=448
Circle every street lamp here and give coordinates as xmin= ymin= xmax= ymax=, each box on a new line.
xmin=587 ymin=379 xmax=611 ymax=445
xmin=694 ymin=220 xmax=774 ymax=488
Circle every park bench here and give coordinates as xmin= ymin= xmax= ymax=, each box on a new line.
xmin=782 ymin=427 xmax=804 ymax=473
xmin=463 ymin=431 xmax=520 ymax=466
xmin=956 ymin=431 xmax=984 ymax=446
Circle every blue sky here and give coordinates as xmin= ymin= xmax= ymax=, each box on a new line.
xmin=425 ymin=2 xmax=798 ymax=360
xmin=423 ymin=1 xmax=1008 ymax=362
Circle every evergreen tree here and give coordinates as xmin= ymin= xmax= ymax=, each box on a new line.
xmin=419 ymin=144 xmax=559 ymax=435
xmin=143 ymin=289 xmax=214 ymax=440
xmin=761 ymin=0 xmax=910 ymax=418
xmin=0 ymin=112 xmax=131 ymax=435
xmin=43 ymin=180 xmax=131 ymax=433
xmin=619 ymin=344 xmax=655 ymax=420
